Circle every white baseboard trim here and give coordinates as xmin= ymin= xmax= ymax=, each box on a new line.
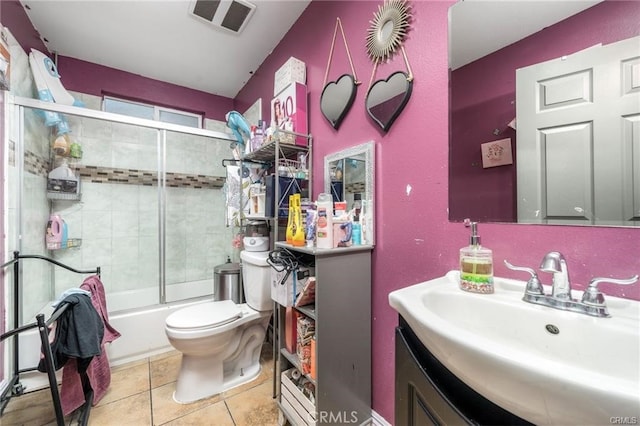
xmin=370 ymin=410 xmax=392 ymax=426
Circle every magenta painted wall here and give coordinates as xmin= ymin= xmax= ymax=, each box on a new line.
xmin=6 ymin=0 xmax=640 ymax=422
xmin=56 ymin=57 xmax=233 ymax=121
xmin=450 ymin=0 xmax=640 ymax=222
xmin=236 ymin=1 xmax=640 ymax=422
xmin=2 ymin=0 xmax=232 ymax=121
xmin=1 ymin=0 xmax=48 ymax=53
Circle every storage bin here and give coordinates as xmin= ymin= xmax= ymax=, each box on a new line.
xmin=274 ymin=57 xmax=306 ymax=96
xmin=265 ymin=175 xmax=307 ymax=218
xmin=281 ymin=368 xmax=316 ymax=425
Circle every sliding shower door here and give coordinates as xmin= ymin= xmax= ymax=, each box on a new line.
xmin=163 ymin=130 xmax=230 ymax=303
xmin=11 ymin=96 xmax=235 ymax=317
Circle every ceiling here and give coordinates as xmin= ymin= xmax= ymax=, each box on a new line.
xmin=449 ymin=0 xmax=603 ymax=70
xmin=20 ymin=0 xmax=311 ymax=98
xmin=19 ymin=1 xmax=603 ymax=98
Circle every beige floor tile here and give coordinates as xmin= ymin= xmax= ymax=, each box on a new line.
xmin=1 ymin=388 xmax=60 ymax=426
xmin=150 ymin=382 xmax=222 ymax=426
xmin=160 ymin=400 xmax=234 ymax=426
xmin=149 ymin=349 xmax=180 ymax=363
xmin=88 ymin=391 xmax=152 ymax=426
xmin=222 ymin=358 xmax=275 ymax=399
xmin=225 ymin=381 xmax=279 ymax=426
xmin=150 ymin=353 xmax=181 ymax=389
xmin=96 ymin=361 xmax=150 ymax=406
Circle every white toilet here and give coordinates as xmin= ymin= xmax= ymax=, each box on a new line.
xmin=165 ymin=250 xmax=272 ymax=403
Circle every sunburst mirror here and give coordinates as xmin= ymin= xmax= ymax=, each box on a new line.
xmin=366 ymin=0 xmax=411 ymax=62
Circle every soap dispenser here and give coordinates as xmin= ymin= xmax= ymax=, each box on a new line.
xmin=459 ymin=220 xmax=494 ymax=293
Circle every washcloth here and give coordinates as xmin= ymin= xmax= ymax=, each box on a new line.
xmin=60 ymin=275 xmax=121 ymax=415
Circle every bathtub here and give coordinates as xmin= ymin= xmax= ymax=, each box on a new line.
xmin=16 ymin=279 xmax=215 ymax=392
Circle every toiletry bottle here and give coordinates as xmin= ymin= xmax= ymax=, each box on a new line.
xmin=352 ymin=219 xmax=362 ymax=245
xmin=459 ymin=221 xmax=494 ymax=293
xmin=291 ymin=194 xmax=305 ymax=247
xmin=315 ymin=193 xmax=333 ymax=249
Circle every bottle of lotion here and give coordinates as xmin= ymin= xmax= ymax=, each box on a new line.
xmin=315 ymin=193 xmax=333 ymax=249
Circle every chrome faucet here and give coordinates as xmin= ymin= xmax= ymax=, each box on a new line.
xmin=504 ymin=253 xmax=638 ymax=318
xmin=539 ymin=251 xmax=571 ymax=300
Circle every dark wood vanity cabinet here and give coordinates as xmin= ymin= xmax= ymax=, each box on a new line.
xmin=395 ymin=317 xmax=532 ymax=426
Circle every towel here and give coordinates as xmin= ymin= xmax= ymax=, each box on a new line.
xmin=225 ymin=165 xmax=251 ymax=227
xmin=60 ymin=275 xmax=121 ymax=415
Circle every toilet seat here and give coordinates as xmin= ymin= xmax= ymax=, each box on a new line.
xmin=166 ymin=300 xmax=242 ymax=330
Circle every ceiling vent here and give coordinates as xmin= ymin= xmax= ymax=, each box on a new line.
xmin=190 ymin=0 xmax=256 ymax=34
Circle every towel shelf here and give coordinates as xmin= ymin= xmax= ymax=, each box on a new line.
xmin=0 ymin=251 xmax=100 ymax=426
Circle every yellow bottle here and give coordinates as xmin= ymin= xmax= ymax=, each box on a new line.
xmin=291 ymin=194 xmax=305 ymax=247
xmin=286 ymin=194 xmax=295 ymax=244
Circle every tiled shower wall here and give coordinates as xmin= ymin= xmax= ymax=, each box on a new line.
xmin=8 ymin=26 xmax=239 ymax=318
xmin=6 ymin=28 xmax=52 ymax=322
xmin=47 ymin=92 xmax=236 ymax=308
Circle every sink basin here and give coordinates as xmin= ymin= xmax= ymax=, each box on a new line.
xmin=389 ymin=270 xmax=640 ymax=425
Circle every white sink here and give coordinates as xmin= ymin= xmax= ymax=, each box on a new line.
xmin=389 ymin=270 xmax=640 ymax=426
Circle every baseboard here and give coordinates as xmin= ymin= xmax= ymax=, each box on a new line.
xmin=369 ymin=410 xmax=392 ymax=426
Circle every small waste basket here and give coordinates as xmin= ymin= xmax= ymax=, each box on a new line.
xmin=214 ymin=260 xmax=243 ymax=304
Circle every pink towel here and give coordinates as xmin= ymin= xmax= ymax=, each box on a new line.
xmin=60 ymin=275 xmax=121 ymax=415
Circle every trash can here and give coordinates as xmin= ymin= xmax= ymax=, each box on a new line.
xmin=214 ymin=261 xmax=243 ymax=304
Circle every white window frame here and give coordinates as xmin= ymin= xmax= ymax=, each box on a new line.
xmin=103 ymin=96 xmax=203 ymax=128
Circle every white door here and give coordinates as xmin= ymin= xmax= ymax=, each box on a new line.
xmin=516 ymin=36 xmax=640 ymax=226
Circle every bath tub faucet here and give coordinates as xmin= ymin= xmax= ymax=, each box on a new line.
xmin=504 ymin=253 xmax=638 ymax=318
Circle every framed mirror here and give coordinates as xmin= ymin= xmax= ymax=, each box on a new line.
xmin=449 ymin=1 xmax=640 ymax=227
xmin=320 ymin=74 xmax=357 ymax=130
xmin=366 ymin=0 xmax=411 ymax=63
xmin=366 ymin=70 xmax=413 ymax=132
xmin=324 ymin=141 xmax=376 ymax=245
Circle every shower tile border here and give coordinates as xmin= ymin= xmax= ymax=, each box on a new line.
xmin=25 ymin=150 xmax=225 ymax=189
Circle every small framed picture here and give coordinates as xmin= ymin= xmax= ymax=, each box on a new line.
xmin=481 ymin=138 xmax=513 ymax=168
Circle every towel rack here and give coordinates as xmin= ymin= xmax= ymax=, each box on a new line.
xmin=0 ymin=251 xmax=100 ymax=426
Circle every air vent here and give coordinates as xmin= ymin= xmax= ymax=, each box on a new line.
xmin=190 ymin=0 xmax=256 ymax=34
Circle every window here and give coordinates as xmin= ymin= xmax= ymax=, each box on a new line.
xmin=103 ymin=97 xmax=202 ymax=128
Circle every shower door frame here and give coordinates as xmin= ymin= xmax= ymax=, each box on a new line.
xmin=9 ymin=95 xmax=235 ymax=308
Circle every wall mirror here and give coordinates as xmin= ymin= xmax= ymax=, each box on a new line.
xmin=324 ymin=141 xmax=376 ymax=245
xmin=320 ymin=74 xmax=357 ymax=129
xmin=366 ymin=71 xmax=413 ymax=132
xmin=449 ymin=0 xmax=640 ymax=227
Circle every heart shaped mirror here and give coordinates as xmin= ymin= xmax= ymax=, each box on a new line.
xmin=320 ymin=74 xmax=357 ymax=130
xmin=366 ymin=71 xmax=413 ymax=132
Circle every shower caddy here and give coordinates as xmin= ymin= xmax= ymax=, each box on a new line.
xmin=0 ymin=251 xmax=101 ymax=426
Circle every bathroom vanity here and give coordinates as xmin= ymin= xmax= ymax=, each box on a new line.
xmin=274 ymin=242 xmax=372 ymax=425
xmin=390 ymin=272 xmax=640 ymax=425
xmin=395 ymin=316 xmax=531 ymax=425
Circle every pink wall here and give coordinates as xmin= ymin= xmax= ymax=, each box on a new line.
xmin=1 ymin=0 xmax=48 ymax=53
xmin=56 ymin=57 xmax=233 ymax=121
xmin=236 ymin=1 xmax=640 ymax=422
xmin=6 ymin=1 xmax=640 ymax=422
xmin=450 ymin=0 xmax=640 ymax=222
xmin=2 ymin=0 xmax=232 ymax=121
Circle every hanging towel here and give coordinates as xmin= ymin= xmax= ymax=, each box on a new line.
xmin=37 ymin=293 xmax=104 ymax=373
xmin=225 ymin=164 xmax=251 ymax=227
xmin=60 ymin=275 xmax=121 ymax=415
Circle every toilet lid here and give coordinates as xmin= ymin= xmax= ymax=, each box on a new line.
xmin=166 ymin=300 xmax=242 ymax=329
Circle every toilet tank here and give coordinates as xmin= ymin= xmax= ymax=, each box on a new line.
xmin=240 ymin=250 xmax=272 ymax=312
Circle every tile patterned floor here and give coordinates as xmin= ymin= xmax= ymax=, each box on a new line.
xmin=2 ymin=342 xmax=279 ymax=425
